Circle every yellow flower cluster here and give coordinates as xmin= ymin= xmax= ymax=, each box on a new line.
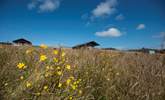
xmin=57 ymin=71 xmax=62 ymax=76
xmin=64 ymin=77 xmax=82 ymax=94
xmin=16 ymin=45 xmax=83 ymax=99
xmin=66 ymin=64 xmax=71 ymax=70
xmin=66 ymin=79 xmax=71 ymax=85
xmin=54 ymin=58 xmax=58 ymax=63
xmin=46 ymin=66 xmax=53 ymax=70
xmin=53 ymin=50 xmax=58 ymax=55
xmin=17 ymin=63 xmax=27 ymax=69
xmin=39 ymin=55 xmax=47 ymax=62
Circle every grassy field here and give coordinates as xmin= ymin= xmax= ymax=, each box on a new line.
xmin=0 ymin=45 xmax=165 ymax=100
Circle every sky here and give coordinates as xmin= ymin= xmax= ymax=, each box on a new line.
xmin=0 ymin=0 xmax=165 ymax=49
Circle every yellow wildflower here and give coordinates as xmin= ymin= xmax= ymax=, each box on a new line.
xmin=36 ymin=92 xmax=41 ymax=96
xmin=40 ymin=44 xmax=47 ymax=49
xmin=20 ymin=76 xmax=24 ymax=80
xmin=69 ymin=96 xmax=73 ymax=100
xmin=66 ymin=79 xmax=71 ymax=85
xmin=78 ymin=79 xmax=82 ymax=82
xmin=26 ymin=82 xmax=32 ymax=88
xmin=39 ymin=55 xmax=47 ymax=62
xmin=46 ymin=66 xmax=53 ymax=70
xmin=71 ymin=84 xmax=76 ymax=90
xmin=57 ymin=66 xmax=61 ymax=70
xmin=54 ymin=58 xmax=58 ymax=63
xmin=76 ymin=80 xmax=80 ymax=84
xmin=57 ymin=71 xmax=62 ymax=76
xmin=43 ymin=85 xmax=48 ymax=90
xmin=17 ymin=63 xmax=27 ymax=69
xmin=58 ymin=83 xmax=62 ymax=88
xmin=75 ymin=79 xmax=81 ymax=84
xmin=53 ymin=50 xmax=58 ymax=55
xmin=62 ymin=58 xmax=65 ymax=62
xmin=78 ymin=90 xmax=82 ymax=94
xmin=73 ymin=81 xmax=77 ymax=85
xmin=66 ymin=64 xmax=71 ymax=70
xmin=61 ymin=51 xmax=65 ymax=57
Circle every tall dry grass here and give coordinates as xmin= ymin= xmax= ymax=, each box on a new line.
xmin=0 ymin=45 xmax=165 ymax=100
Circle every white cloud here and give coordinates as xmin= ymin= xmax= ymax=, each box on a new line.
xmin=95 ymin=27 xmax=122 ymax=37
xmin=115 ymin=14 xmax=124 ymax=21
xmin=27 ymin=0 xmax=60 ymax=13
xmin=39 ymin=0 xmax=60 ymax=12
xmin=92 ymin=0 xmax=117 ymax=18
xmin=136 ymin=24 xmax=145 ymax=30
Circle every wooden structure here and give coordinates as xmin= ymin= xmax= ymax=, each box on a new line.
xmin=13 ymin=38 xmax=32 ymax=46
xmin=72 ymin=41 xmax=99 ymax=49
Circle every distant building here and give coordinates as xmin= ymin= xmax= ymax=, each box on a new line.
xmin=0 ymin=42 xmax=12 ymax=48
xmin=72 ymin=41 xmax=100 ymax=49
xmin=129 ymin=48 xmax=161 ymax=54
xmin=0 ymin=42 xmax=12 ymax=45
xmin=149 ymin=50 xmax=155 ymax=54
xmin=13 ymin=38 xmax=32 ymax=46
xmin=102 ymin=48 xmax=117 ymax=51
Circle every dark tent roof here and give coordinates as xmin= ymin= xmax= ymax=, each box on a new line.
xmin=13 ymin=38 xmax=32 ymax=45
xmin=72 ymin=41 xmax=99 ymax=49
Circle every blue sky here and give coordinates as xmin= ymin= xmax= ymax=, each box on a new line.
xmin=0 ymin=0 xmax=165 ymax=49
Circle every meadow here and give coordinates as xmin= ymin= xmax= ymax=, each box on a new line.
xmin=0 ymin=45 xmax=165 ymax=100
